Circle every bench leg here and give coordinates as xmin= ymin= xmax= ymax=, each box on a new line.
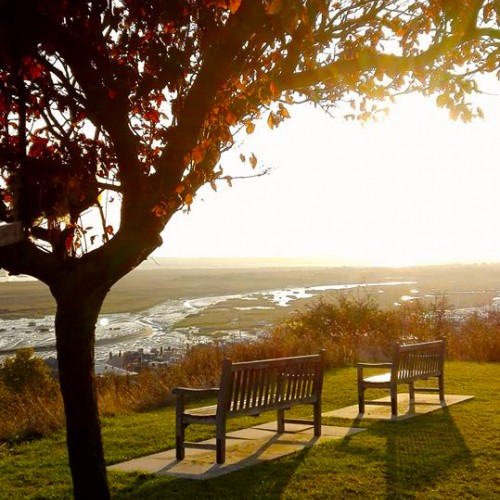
xmin=277 ymin=409 xmax=285 ymax=433
xmin=313 ymin=401 xmax=322 ymax=437
xmin=409 ymin=382 xmax=415 ymax=412
xmin=175 ymin=423 xmax=186 ymax=461
xmin=438 ymin=375 xmax=445 ymax=403
xmin=216 ymin=420 xmax=226 ymax=464
xmin=175 ymin=395 xmax=186 ymax=460
xmin=390 ymin=384 xmax=398 ymax=418
xmin=358 ymin=384 xmax=365 ymax=415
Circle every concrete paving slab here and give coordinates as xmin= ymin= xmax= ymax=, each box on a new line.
xmin=108 ymin=423 xmax=365 ymax=480
xmin=322 ymin=394 xmax=474 ymax=422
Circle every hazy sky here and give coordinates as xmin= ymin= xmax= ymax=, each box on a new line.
xmin=153 ymin=84 xmax=500 ymax=267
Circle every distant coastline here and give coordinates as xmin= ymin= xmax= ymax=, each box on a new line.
xmin=2 ymin=261 xmax=500 ymax=320
xmin=1 ymin=261 xmax=500 ymax=362
xmin=142 ymin=256 xmax=500 ymax=270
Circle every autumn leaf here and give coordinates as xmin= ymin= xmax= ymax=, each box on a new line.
xmin=29 ymin=136 xmax=49 ymax=157
xmin=250 ymin=153 xmax=257 ymax=168
xmin=163 ymin=22 xmax=175 ymax=34
xmin=152 ymin=200 xmax=174 ymax=218
xmin=239 ymin=153 xmax=246 ymax=162
xmin=175 ymin=184 xmax=185 ymax=194
xmin=267 ymin=111 xmax=277 ymax=129
xmin=374 ymin=69 xmax=385 ymax=82
xmin=270 ymin=80 xmax=280 ymax=98
xmin=436 ymin=94 xmax=448 ymax=108
xmin=144 ymin=109 xmax=160 ymax=123
xmin=265 ymin=0 xmax=282 ymax=15
xmin=245 ymin=122 xmax=255 ymax=134
xmin=279 ymin=103 xmax=290 ymax=118
xmin=22 ymin=56 xmax=44 ymax=80
xmin=185 ymin=193 xmax=193 ymax=205
xmin=191 ymin=145 xmax=206 ymax=164
xmin=65 ymin=234 xmax=73 ymax=251
xmin=229 ymin=0 xmax=241 ymax=14
xmin=105 ymin=225 xmax=114 ymax=235
xmin=225 ymin=109 xmax=237 ymax=125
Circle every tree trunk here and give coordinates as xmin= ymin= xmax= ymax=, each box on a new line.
xmin=54 ymin=288 xmax=110 ymax=500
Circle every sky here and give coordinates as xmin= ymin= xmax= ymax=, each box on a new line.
xmin=153 ymin=84 xmax=500 ymax=267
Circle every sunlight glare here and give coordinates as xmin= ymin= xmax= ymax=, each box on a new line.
xmin=158 ymin=90 xmax=500 ymax=267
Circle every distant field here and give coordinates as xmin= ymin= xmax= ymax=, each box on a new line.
xmin=1 ymin=262 xmax=500 ymax=321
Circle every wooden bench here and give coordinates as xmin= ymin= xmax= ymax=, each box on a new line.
xmin=357 ymin=340 xmax=445 ymax=418
xmin=172 ymin=351 xmax=325 ymax=464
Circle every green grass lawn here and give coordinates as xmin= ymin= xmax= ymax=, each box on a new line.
xmin=0 ymin=362 xmax=498 ymax=499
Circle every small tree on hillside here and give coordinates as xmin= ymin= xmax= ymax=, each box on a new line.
xmin=0 ymin=1 xmax=495 ymax=498
xmin=0 ymin=347 xmax=58 ymax=395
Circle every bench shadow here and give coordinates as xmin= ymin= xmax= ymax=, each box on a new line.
xmin=111 ymin=430 xmax=319 ymax=499
xmin=112 ymin=448 xmax=313 ymax=499
xmin=337 ymin=407 xmax=473 ymax=498
xmin=384 ymin=407 xmax=473 ymax=498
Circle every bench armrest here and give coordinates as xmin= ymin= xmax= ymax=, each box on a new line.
xmin=357 ymin=362 xmax=392 ymax=380
xmin=172 ymin=387 xmax=220 ymax=398
xmin=356 ymin=362 xmax=393 ymax=369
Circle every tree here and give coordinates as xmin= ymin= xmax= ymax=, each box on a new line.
xmin=0 ymin=1 xmax=496 ymax=498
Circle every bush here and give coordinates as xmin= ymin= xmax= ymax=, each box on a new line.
xmin=0 ymin=348 xmax=63 ymax=441
xmin=0 ymin=347 xmax=58 ymax=395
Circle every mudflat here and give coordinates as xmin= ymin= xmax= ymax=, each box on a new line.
xmin=1 ymin=260 xmax=500 ymax=319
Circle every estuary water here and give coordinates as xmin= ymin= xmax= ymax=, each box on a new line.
xmin=0 ymin=280 xmax=415 ymax=363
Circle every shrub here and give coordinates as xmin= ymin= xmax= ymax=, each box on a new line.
xmin=0 ymin=347 xmax=58 ymax=395
xmin=0 ymin=348 xmax=63 ymax=441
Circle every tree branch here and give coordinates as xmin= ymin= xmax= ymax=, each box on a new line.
xmin=0 ymin=240 xmax=60 ymax=286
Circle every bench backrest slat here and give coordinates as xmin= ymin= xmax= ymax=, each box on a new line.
xmin=218 ymin=353 xmax=323 ymax=417
xmin=394 ymin=340 xmax=445 ymax=381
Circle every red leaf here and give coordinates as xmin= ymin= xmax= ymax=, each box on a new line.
xmin=144 ymin=109 xmax=160 ymax=123
xmin=65 ymin=234 xmax=73 ymax=251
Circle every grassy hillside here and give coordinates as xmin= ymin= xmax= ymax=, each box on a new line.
xmin=0 ymin=362 xmax=498 ymax=499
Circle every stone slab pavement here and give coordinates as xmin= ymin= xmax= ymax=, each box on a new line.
xmin=108 ymin=422 xmax=365 ymax=480
xmin=322 ymin=393 xmax=474 ymax=422
xmin=108 ymin=394 xmax=473 ymax=479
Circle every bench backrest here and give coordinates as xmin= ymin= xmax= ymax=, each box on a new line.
xmin=217 ymin=352 xmax=324 ymax=418
xmin=393 ymin=340 xmax=445 ymax=382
